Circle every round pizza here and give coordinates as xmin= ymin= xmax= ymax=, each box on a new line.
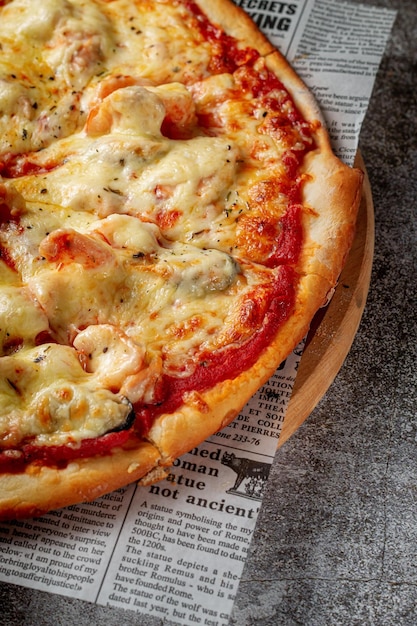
xmin=0 ymin=0 xmax=363 ymax=520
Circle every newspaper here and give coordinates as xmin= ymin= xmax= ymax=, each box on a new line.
xmin=0 ymin=2 xmax=396 ymax=625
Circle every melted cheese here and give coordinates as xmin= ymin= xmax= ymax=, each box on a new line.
xmin=0 ymin=286 xmax=50 ymax=354
xmin=0 ymin=344 xmax=132 ymax=446
xmin=0 ymin=0 xmax=67 ymax=41
xmin=0 ymin=0 xmax=310 ymax=450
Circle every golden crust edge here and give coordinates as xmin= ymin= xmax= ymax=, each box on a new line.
xmin=0 ymin=441 xmax=160 ymax=521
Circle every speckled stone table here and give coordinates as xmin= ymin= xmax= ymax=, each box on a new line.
xmin=232 ymin=1 xmax=417 ymax=623
xmin=1 ymin=1 xmax=416 ymax=625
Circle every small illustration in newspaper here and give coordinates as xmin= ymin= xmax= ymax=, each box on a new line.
xmin=221 ymin=452 xmax=271 ymax=501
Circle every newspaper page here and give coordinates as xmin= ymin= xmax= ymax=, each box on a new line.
xmin=0 ymin=2 xmax=396 ymax=625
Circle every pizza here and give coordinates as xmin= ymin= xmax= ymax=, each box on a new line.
xmin=0 ymin=0 xmax=362 ymax=520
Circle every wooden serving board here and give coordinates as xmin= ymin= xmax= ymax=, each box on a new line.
xmin=279 ymin=153 xmax=374 ymax=447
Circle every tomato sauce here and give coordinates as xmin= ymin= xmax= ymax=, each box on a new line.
xmin=0 ymin=430 xmax=132 ymax=472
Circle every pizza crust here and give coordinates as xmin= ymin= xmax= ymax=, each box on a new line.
xmin=0 ymin=440 xmax=160 ymax=521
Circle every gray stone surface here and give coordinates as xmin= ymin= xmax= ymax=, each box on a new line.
xmin=1 ymin=0 xmax=416 ymax=624
xmin=231 ymin=0 xmax=417 ymax=623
